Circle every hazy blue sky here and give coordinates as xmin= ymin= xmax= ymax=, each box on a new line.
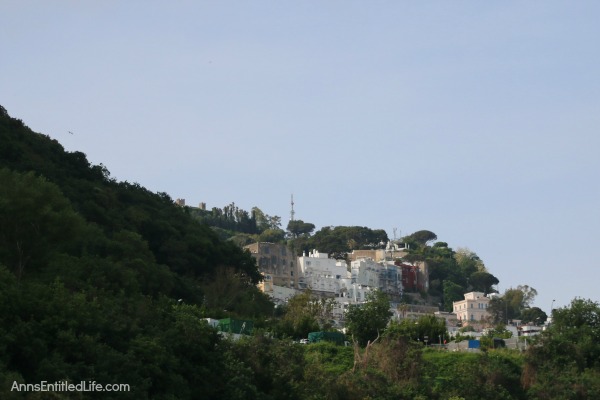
xmin=2 ymin=1 xmax=599 ymax=314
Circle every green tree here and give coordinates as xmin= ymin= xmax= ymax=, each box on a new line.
xmin=479 ymin=324 xmax=513 ymax=349
xmin=228 ymin=232 xmax=256 ymax=247
xmin=523 ymin=298 xmax=600 ymax=399
xmin=443 ymin=280 xmax=465 ymax=312
xmin=468 ymin=271 xmax=499 ymax=294
xmin=423 ymin=244 xmax=462 ymax=294
xmin=0 ymin=168 xmax=84 ymax=280
xmin=454 ymin=247 xmax=486 ymax=276
xmin=258 ymin=228 xmax=286 ymax=243
xmin=252 ymin=207 xmax=281 ymax=233
xmin=286 ymin=219 xmax=316 ymax=238
xmin=403 ymin=230 xmax=437 ymax=247
xmin=488 ymin=285 xmax=537 ymax=324
xmin=420 ymin=351 xmax=526 ymax=400
xmin=301 ymin=226 xmax=389 ymax=256
xmin=520 ymin=307 xmax=547 ymax=325
xmin=276 ymin=291 xmax=321 ymax=339
xmin=222 ymin=335 xmax=306 ymax=400
xmin=386 ymin=314 xmax=448 ymax=345
xmin=201 ymin=267 xmax=273 ymax=319
xmin=345 ymin=291 xmax=392 ymax=346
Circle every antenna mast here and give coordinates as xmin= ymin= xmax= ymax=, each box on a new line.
xmin=390 ymin=227 xmax=398 ymax=260
xmin=290 ymin=194 xmax=295 ymax=222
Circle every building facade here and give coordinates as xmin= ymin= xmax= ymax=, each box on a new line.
xmin=349 ymin=258 xmax=404 ymax=301
xmin=393 ymin=261 xmax=429 ymax=292
xmin=244 ymin=242 xmax=298 ymax=288
xmin=297 ymin=250 xmax=349 ymax=294
xmin=452 ymin=292 xmax=491 ymax=324
xmin=351 ymin=258 xmax=381 ymax=288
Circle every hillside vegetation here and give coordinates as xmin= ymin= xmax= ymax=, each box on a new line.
xmin=1 ymin=106 xmax=599 ymax=399
xmin=0 ymin=106 xmax=272 ymax=398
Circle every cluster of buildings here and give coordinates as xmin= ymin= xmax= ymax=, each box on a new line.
xmin=244 ymin=241 xmax=428 ymax=325
xmin=244 ymin=241 xmax=546 ymax=343
xmin=170 ymin=198 xmax=547 ymax=346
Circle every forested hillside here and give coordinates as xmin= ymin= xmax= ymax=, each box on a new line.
xmin=2 ymin=106 xmax=599 ymax=399
xmin=0 ymin=105 xmax=273 ymax=398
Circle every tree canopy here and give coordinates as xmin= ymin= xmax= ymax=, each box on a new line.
xmin=488 ymin=285 xmax=539 ymax=324
xmin=0 ymin=168 xmax=84 ymax=280
xmin=0 ymin=106 xmax=273 ymax=398
xmin=469 ymin=271 xmax=499 ymax=294
xmin=523 ymin=298 xmax=600 ymax=398
xmin=385 ymin=314 xmax=448 ymax=345
xmin=520 ymin=307 xmax=548 ymax=325
xmin=287 ymin=219 xmax=316 ymax=238
xmin=292 ymin=225 xmax=388 ymax=258
xmin=345 ymin=291 xmax=392 ymax=346
xmin=402 ymin=230 xmax=437 ymax=247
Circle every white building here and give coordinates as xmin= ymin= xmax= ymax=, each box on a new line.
xmin=378 ymin=261 xmax=403 ymax=298
xmin=518 ymin=324 xmax=543 ymax=337
xmin=258 ymin=274 xmax=300 ymax=304
xmin=350 ymin=258 xmax=403 ymax=300
xmin=297 ymin=251 xmax=404 ymax=326
xmin=297 ymin=250 xmax=349 ymax=295
xmin=332 ymin=284 xmax=376 ymax=323
xmin=351 ymin=258 xmax=380 ymax=288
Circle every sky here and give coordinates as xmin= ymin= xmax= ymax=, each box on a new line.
xmin=2 ymin=1 xmax=599 ymax=315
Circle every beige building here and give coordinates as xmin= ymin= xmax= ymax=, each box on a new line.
xmin=244 ymin=242 xmax=298 ymax=288
xmin=348 ymin=249 xmax=388 ymax=262
xmin=453 ymin=292 xmax=491 ymax=324
xmin=346 ymin=241 xmax=410 ymax=263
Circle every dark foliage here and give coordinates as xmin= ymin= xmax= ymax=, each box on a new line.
xmin=292 ymin=225 xmax=388 ymax=258
xmin=2 ymin=106 xmax=599 ymax=399
xmin=0 ymin=106 xmax=267 ymax=399
xmin=190 ymin=202 xmax=259 ymax=234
